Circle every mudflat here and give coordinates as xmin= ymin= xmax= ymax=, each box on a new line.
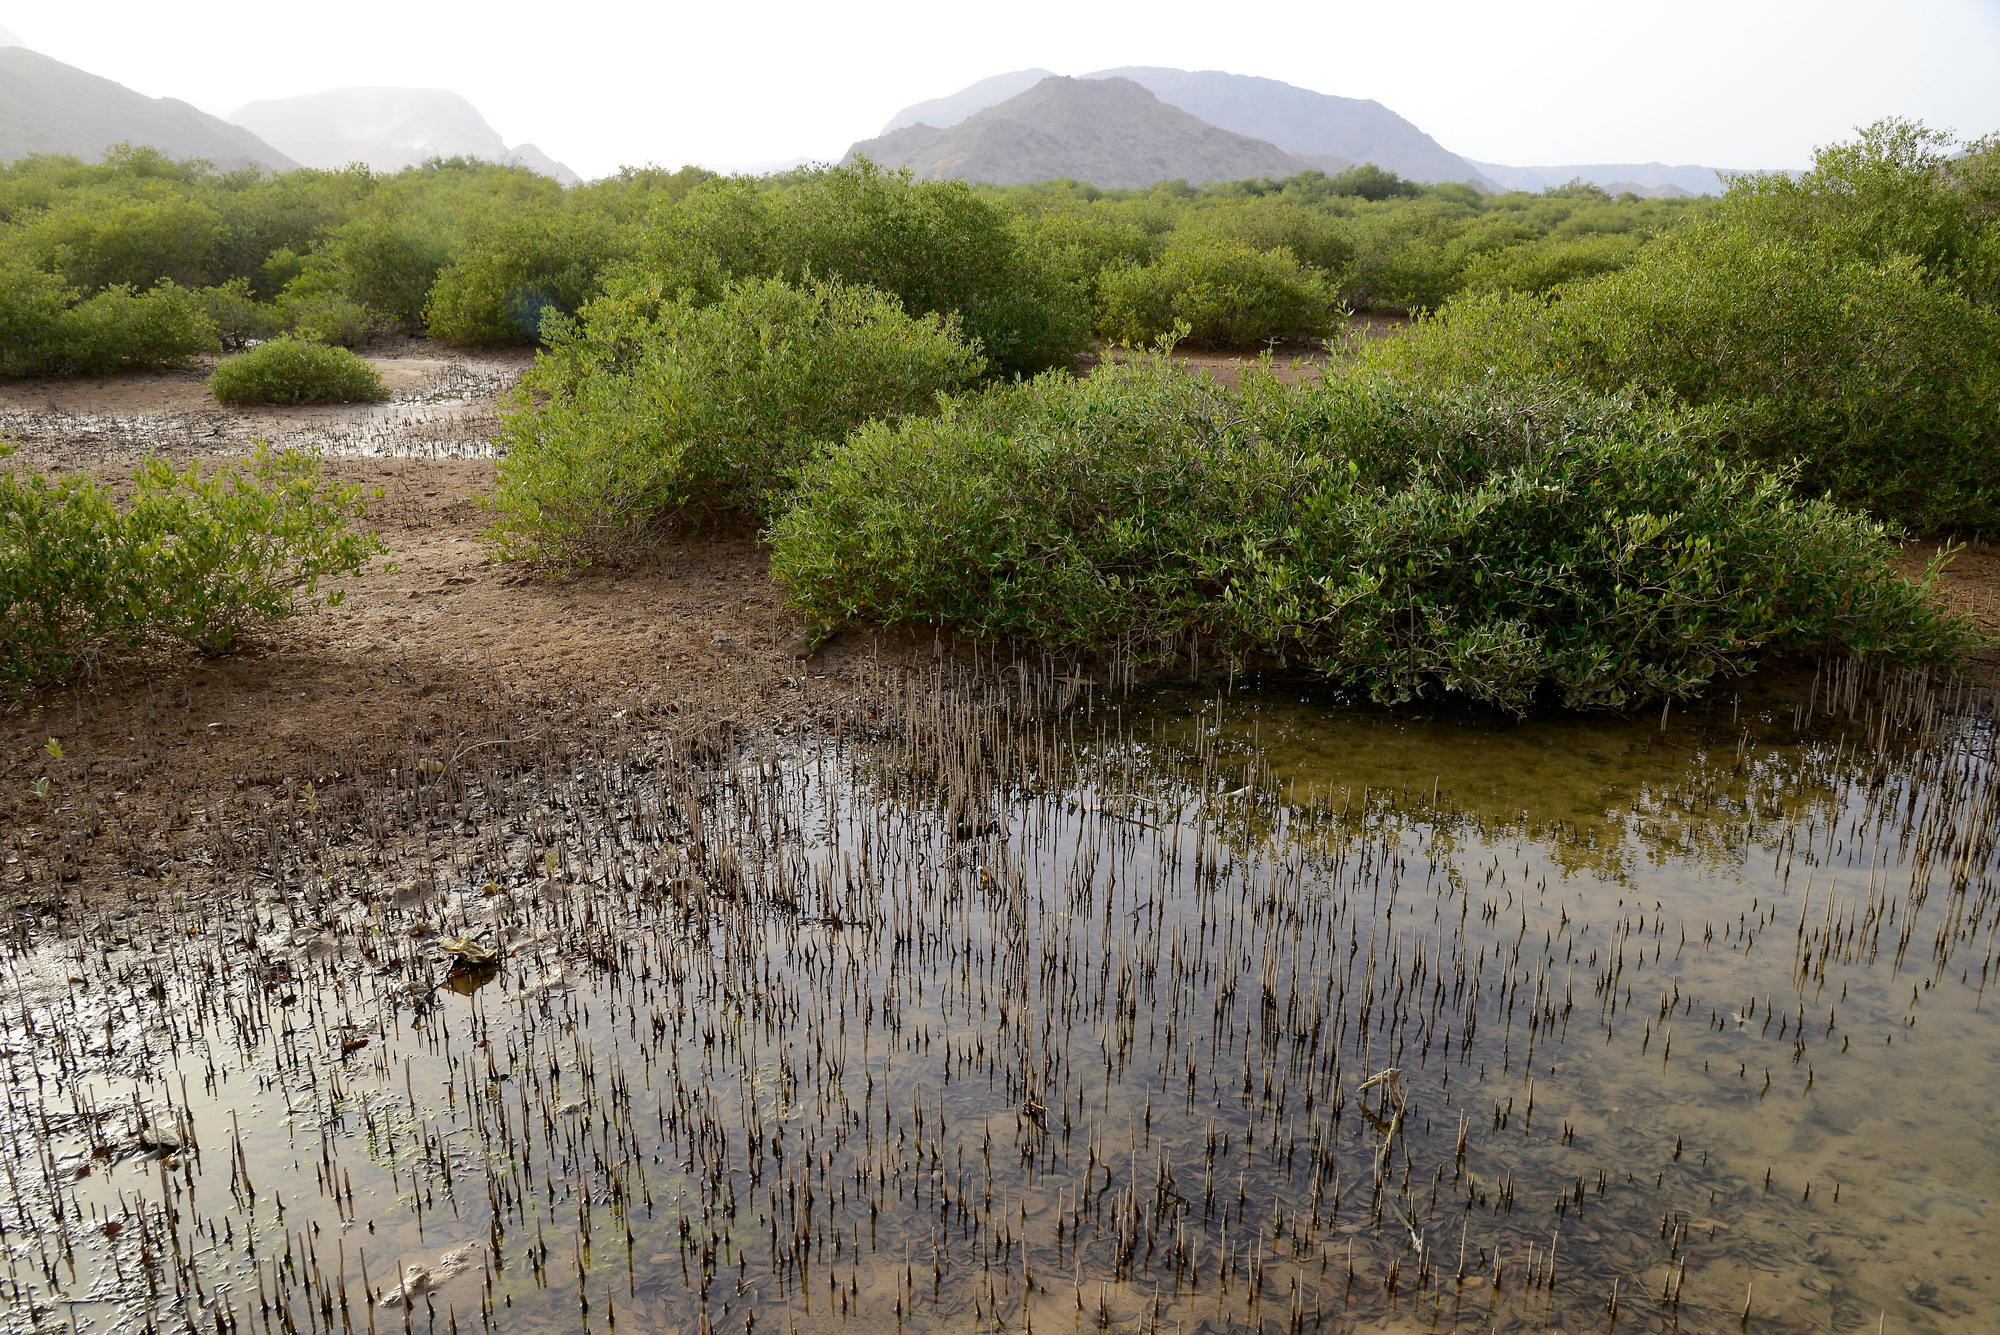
xmin=2 ymin=341 xmax=1994 ymax=908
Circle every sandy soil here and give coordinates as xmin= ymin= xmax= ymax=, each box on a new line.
xmin=1905 ymin=539 xmax=2000 ymax=640
xmin=1 ymin=338 xmax=1992 ymax=907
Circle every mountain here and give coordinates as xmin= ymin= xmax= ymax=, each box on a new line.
xmin=1466 ymin=161 xmax=1739 ymax=196
xmin=877 ymin=67 xmax=1486 ymax=187
xmin=1081 ymin=68 xmax=1493 ymax=188
xmin=880 ymin=69 xmax=1055 ymax=136
xmin=846 ymin=76 xmax=1342 ymax=189
xmin=229 ymin=88 xmax=578 ymax=182
xmin=0 ymin=23 xmax=24 ymax=47
xmin=1599 ymin=181 xmax=1694 ymax=199
xmin=0 ymin=46 xmax=297 ymax=171
xmin=502 ymin=142 xmax=581 ymax=183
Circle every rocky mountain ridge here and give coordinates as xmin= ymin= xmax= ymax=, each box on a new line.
xmin=0 ymin=46 xmax=297 ymax=172
xmin=846 ymin=76 xmax=1353 ymax=189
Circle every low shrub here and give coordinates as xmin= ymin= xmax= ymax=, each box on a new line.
xmin=280 ymin=290 xmax=376 ymax=347
xmin=0 ymin=464 xmax=142 ymax=688
xmin=769 ymin=359 xmax=1972 ymax=712
xmin=1454 ymin=231 xmax=1645 ymax=296
xmin=1 ymin=262 xmax=221 ymax=376
xmin=210 ymin=338 xmax=388 ymax=405
xmin=0 ymin=258 xmax=77 ymax=376
xmin=1341 ymin=202 xmax=1482 ymax=312
xmin=424 ymin=207 xmax=629 ymax=345
xmin=1176 ymin=198 xmax=1356 ymax=277
xmin=1 ymin=444 xmax=386 ymax=687
xmin=195 ymin=277 xmax=285 ymax=349
xmin=1096 ymin=235 xmax=1341 ymax=350
xmin=126 ymin=447 xmax=387 ymax=654
xmin=1367 ymin=217 xmax=2000 ymax=531
xmin=621 ymin=165 xmax=1094 ymax=377
xmin=483 ymin=276 xmax=986 ymax=568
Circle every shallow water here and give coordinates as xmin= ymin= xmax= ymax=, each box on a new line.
xmin=2 ymin=667 xmax=1993 ymax=1335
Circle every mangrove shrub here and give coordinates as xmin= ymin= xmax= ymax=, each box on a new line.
xmin=482 ymin=276 xmax=985 ymax=568
xmin=769 ymin=359 xmax=1970 ymax=712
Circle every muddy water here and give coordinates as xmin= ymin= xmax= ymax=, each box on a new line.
xmin=1 ymin=668 xmax=1993 ymax=1335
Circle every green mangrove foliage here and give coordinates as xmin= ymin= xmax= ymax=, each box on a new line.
xmin=769 ymin=359 xmax=1971 ymax=712
xmin=1366 ymin=122 xmax=2000 ymax=531
xmin=1096 ymin=234 xmax=1341 ymax=349
xmin=617 ymin=164 xmax=1092 ymax=376
xmin=0 ymin=259 xmax=219 ymax=376
xmin=0 ymin=444 xmax=386 ymax=687
xmin=482 ymin=277 xmax=985 ymax=569
xmin=0 ymin=145 xmax=1702 ymax=379
xmin=208 ymin=338 xmax=389 ymax=405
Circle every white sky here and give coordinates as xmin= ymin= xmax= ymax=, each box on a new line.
xmin=9 ymin=0 xmax=2000 ymax=180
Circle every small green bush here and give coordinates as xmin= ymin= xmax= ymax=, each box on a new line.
xmin=195 ymin=277 xmax=284 ymax=349
xmin=1454 ymin=231 xmax=1644 ymax=296
xmin=620 ymin=164 xmax=1094 ymax=377
xmin=1096 ymin=235 xmax=1341 ymax=350
xmin=1367 ymin=217 xmax=2000 ymax=531
xmin=1176 ymin=198 xmax=1356 ymax=277
xmin=1341 ymin=201 xmax=1483 ymax=313
xmin=280 ymin=290 xmax=376 ymax=347
xmin=0 ymin=263 xmax=221 ymax=376
xmin=0 ymin=258 xmax=78 ymax=376
xmin=424 ymin=207 xmax=630 ymax=345
xmin=769 ymin=360 xmax=1972 ymax=713
xmin=126 ymin=447 xmax=387 ymax=653
xmin=210 ymin=338 xmax=388 ymax=405
xmin=1 ymin=444 xmax=387 ymax=687
xmin=483 ymin=276 xmax=986 ymax=569
xmin=320 ymin=209 xmax=459 ymax=332
xmin=0 ymin=467 xmax=142 ymax=687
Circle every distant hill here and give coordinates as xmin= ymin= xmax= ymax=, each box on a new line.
xmin=1466 ymin=161 xmax=1741 ymax=196
xmin=1599 ymin=181 xmax=1693 ymax=199
xmin=229 ymin=88 xmax=578 ymax=182
xmin=0 ymin=46 xmax=297 ymax=172
xmin=1081 ymin=67 xmax=1493 ymax=188
xmin=878 ymin=66 xmax=1484 ymax=187
xmin=881 ymin=69 xmax=1055 ymax=136
xmin=846 ymin=76 xmax=1341 ymax=189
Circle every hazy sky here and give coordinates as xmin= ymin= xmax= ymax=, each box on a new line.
xmin=8 ymin=0 xmax=2000 ymax=179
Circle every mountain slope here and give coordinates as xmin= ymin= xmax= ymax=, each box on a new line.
xmin=230 ymin=88 xmax=578 ymax=182
xmin=880 ymin=69 xmax=1055 ymax=136
xmin=879 ymin=66 xmax=1486 ymax=187
xmin=0 ymin=47 xmax=297 ymax=171
xmin=1082 ymin=67 xmax=1492 ymax=187
xmin=847 ymin=76 xmax=1326 ymax=189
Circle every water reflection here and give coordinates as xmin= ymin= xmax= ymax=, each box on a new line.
xmin=0 ymin=667 xmax=1992 ymax=1335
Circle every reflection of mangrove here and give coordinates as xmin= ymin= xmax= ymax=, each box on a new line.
xmin=0 ymin=656 xmax=1992 ymax=1335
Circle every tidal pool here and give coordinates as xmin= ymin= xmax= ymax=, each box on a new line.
xmin=1 ymin=663 xmax=1992 ymax=1335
